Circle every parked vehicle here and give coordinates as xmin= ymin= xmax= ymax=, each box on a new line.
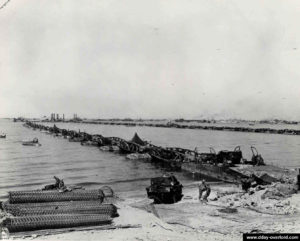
xmin=146 ymin=174 xmax=183 ymax=204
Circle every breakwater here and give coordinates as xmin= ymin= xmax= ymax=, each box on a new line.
xmin=46 ymin=120 xmax=300 ymax=136
xmin=23 ymin=121 xmax=293 ymax=185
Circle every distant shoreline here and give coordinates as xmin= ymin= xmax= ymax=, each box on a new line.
xmin=34 ymin=119 xmax=300 ymax=136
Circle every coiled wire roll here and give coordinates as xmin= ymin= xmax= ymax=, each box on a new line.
xmin=3 ymin=202 xmax=118 ymax=217
xmin=3 ymin=214 xmax=112 ymax=232
xmin=8 ymin=189 xmax=104 ymax=204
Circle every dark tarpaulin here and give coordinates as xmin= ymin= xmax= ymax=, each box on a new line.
xmin=131 ymin=133 xmax=145 ymax=145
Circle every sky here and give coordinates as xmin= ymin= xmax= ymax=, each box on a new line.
xmin=0 ymin=0 xmax=299 ymax=120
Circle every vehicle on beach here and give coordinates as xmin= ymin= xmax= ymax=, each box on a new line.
xmin=146 ymin=174 xmax=183 ymax=204
xmin=22 ymin=138 xmax=41 ymax=146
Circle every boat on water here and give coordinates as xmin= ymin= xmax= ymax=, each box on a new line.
xmin=22 ymin=142 xmax=41 ymax=146
xmin=22 ymin=138 xmax=41 ymax=146
xmin=0 ymin=133 xmax=6 ymax=138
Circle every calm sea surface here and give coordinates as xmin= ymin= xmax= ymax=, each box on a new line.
xmin=0 ymin=119 xmax=299 ymax=200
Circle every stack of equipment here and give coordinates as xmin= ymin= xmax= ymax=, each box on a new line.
xmin=0 ymin=186 xmax=118 ymax=234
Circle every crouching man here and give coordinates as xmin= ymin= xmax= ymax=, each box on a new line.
xmin=198 ymin=179 xmax=211 ymax=202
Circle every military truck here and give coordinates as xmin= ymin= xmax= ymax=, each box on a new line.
xmin=146 ymin=175 xmax=183 ymax=204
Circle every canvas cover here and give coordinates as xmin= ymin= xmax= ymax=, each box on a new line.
xmin=131 ymin=133 xmax=145 ymax=145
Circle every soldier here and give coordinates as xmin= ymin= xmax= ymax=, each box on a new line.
xmin=43 ymin=176 xmax=64 ymax=190
xmin=198 ymin=179 xmax=211 ymax=202
xmin=54 ymin=176 xmax=65 ymax=189
xmin=241 ymin=177 xmax=252 ymax=192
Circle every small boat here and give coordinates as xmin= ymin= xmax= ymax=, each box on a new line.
xmin=22 ymin=141 xmax=41 ymax=146
xmin=22 ymin=138 xmax=41 ymax=146
xmin=0 ymin=134 xmax=6 ymax=138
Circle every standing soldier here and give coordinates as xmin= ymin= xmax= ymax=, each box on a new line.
xmin=198 ymin=179 xmax=211 ymax=202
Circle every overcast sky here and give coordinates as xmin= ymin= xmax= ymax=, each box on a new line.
xmin=0 ymin=0 xmax=299 ymax=120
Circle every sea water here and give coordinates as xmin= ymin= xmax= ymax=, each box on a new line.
xmin=0 ymin=119 xmax=299 ymax=201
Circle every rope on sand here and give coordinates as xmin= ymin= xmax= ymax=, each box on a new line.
xmin=154 ymin=222 xmax=173 ymax=231
xmin=167 ymin=221 xmax=196 ymax=230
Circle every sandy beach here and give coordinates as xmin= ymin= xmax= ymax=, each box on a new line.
xmin=5 ymin=183 xmax=299 ymax=241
